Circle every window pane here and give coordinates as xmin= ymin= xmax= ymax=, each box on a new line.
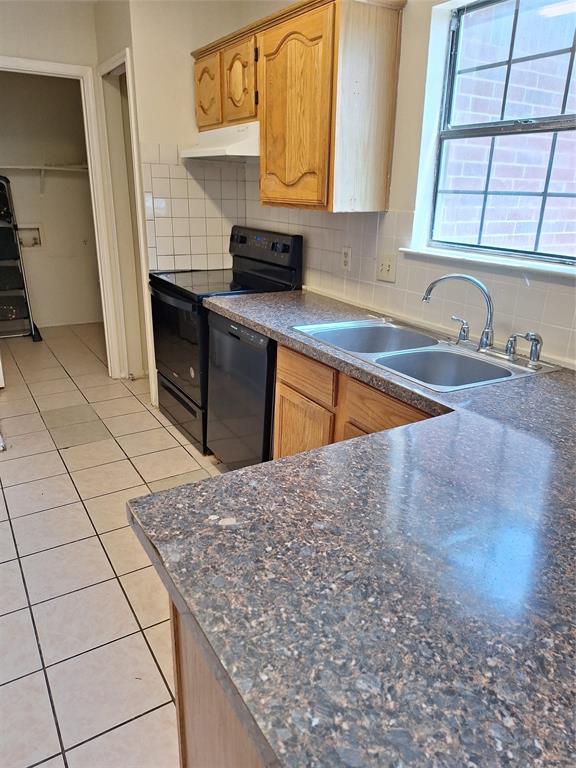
xmin=539 ymin=197 xmax=576 ymax=256
xmin=481 ymin=195 xmax=542 ymax=250
xmin=549 ymin=131 xmax=576 ymax=193
xmin=438 ymin=137 xmax=492 ymax=191
xmin=433 ymin=193 xmax=484 ymax=244
xmin=432 ymin=0 xmax=576 ymax=262
xmin=513 ymin=0 xmax=576 ymax=59
xmin=458 ymin=0 xmax=515 ymax=69
xmin=565 ymin=66 xmax=575 ymax=114
xmin=504 ymin=54 xmax=570 ymax=119
xmin=488 ymin=133 xmax=553 ymax=192
xmin=451 ymin=66 xmax=507 ymax=125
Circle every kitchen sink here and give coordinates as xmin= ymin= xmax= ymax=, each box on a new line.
xmin=292 ymin=317 xmax=556 ymax=392
xmin=375 ymin=348 xmax=513 ymax=391
xmin=293 ymin=319 xmax=439 ymax=354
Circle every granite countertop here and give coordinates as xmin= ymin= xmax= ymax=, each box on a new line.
xmin=129 ymin=290 xmax=576 ymax=767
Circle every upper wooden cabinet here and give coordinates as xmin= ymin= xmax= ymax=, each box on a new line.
xmin=191 ymin=0 xmax=406 ymax=211
xmin=258 ymin=5 xmax=334 ymax=207
xmin=221 ymin=36 xmax=257 ymax=124
xmin=194 ymin=53 xmax=222 ymax=129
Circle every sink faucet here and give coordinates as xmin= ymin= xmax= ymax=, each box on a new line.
xmin=422 ymin=273 xmax=494 ymax=351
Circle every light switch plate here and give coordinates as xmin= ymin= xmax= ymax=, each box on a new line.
xmin=377 ymin=251 xmax=397 ymax=283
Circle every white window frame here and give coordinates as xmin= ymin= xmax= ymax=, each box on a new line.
xmin=406 ymin=0 xmax=576 ymax=277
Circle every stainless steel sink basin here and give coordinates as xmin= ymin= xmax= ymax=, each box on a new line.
xmin=294 ymin=320 xmax=438 ymax=354
xmin=375 ymin=349 xmax=513 ymax=391
xmin=293 ymin=317 xmax=555 ymax=392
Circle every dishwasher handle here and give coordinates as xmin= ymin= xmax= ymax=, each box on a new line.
xmin=208 ymin=311 xmax=270 ymax=351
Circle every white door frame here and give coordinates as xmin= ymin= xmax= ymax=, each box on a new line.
xmin=0 ymin=54 xmax=128 ymax=377
xmin=95 ymin=48 xmax=156 ymax=397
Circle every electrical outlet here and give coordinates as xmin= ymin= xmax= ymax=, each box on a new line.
xmin=341 ymin=246 xmax=352 ymax=272
xmin=377 ymin=251 xmax=397 ymax=283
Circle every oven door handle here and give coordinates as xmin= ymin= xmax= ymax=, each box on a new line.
xmin=150 ymin=286 xmax=200 ymax=314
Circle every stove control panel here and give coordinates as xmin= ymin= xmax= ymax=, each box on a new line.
xmin=229 ymin=226 xmax=303 ymax=269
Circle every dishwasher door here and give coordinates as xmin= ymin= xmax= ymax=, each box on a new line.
xmin=207 ymin=312 xmax=275 ymax=469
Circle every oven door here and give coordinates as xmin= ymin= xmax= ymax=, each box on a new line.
xmin=150 ymin=284 xmax=206 ymax=406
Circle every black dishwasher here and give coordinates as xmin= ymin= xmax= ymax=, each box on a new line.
xmin=207 ymin=311 xmax=275 ymax=470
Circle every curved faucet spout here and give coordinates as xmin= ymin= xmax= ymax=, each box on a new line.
xmin=421 ymin=273 xmax=494 ymax=351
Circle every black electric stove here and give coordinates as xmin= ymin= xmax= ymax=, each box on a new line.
xmin=149 ymin=226 xmax=302 ymax=454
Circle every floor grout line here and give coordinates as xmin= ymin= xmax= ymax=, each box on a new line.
xmin=1 ymin=329 xmax=176 ymax=766
xmin=59 ymin=446 xmax=176 ymax=706
xmin=1 ymin=326 xmax=222 ymax=765
xmin=1 ymin=481 xmax=72 ymax=768
xmin=63 ymin=701 xmax=175 ymax=758
xmin=25 ymin=751 xmax=64 ymax=768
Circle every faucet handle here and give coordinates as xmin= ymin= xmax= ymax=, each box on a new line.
xmin=506 ymin=331 xmax=543 ymax=368
xmin=451 ymin=315 xmax=469 ymax=343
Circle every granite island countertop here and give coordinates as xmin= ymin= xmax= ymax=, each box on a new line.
xmin=129 ymin=290 xmax=576 ymax=767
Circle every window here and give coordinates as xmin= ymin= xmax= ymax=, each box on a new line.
xmin=431 ymin=0 xmax=576 ymax=263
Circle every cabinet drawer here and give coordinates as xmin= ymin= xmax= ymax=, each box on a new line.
xmin=276 ymin=346 xmax=337 ymax=409
xmin=343 ymin=376 xmax=428 ymax=433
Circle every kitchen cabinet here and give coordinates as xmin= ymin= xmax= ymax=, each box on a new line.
xmin=194 ymin=52 xmax=222 ymax=129
xmin=334 ymin=374 xmax=428 ymax=439
xmin=273 ymin=345 xmax=428 ymax=459
xmin=191 ymin=0 xmax=406 ymax=211
xmin=258 ymin=5 xmax=334 ymax=206
xmin=221 ymin=36 xmax=257 ymax=124
xmin=274 ymin=382 xmax=334 ymax=458
xmin=274 ymin=346 xmax=337 ymax=459
xmin=276 ymin=345 xmax=337 ymax=409
xmin=170 ymin=602 xmax=279 ymax=768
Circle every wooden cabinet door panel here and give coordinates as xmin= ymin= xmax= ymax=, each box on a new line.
xmin=276 ymin=346 xmax=337 ymax=409
xmin=273 ymin=382 xmax=334 ymax=459
xmin=340 ymin=421 xmax=368 ymax=441
xmin=195 ymin=53 xmax=222 ymax=129
xmin=341 ymin=375 xmax=428 ymax=434
xmin=222 ymin=36 xmax=257 ymax=123
xmin=259 ymin=5 xmax=334 ymax=206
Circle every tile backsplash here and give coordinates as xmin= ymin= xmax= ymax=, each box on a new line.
xmin=140 ymin=144 xmax=576 ymax=367
xmin=140 ymin=142 xmax=245 ymax=272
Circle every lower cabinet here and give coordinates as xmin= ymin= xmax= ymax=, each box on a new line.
xmin=170 ymin=602 xmax=280 ymax=767
xmin=273 ymin=346 xmax=428 ymax=459
xmin=273 ymin=382 xmax=334 ymax=459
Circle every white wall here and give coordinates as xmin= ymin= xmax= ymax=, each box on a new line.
xmin=0 ymin=72 xmax=102 ymax=328
xmin=5 ymin=172 xmax=103 ymax=328
xmin=129 ymin=0 xmax=574 ymax=366
xmin=0 ymin=71 xmax=87 ymax=166
xmin=0 ymin=1 xmax=97 ymax=65
xmin=242 ymin=0 xmax=576 ymax=367
xmin=130 ymin=0 xmax=256 ymax=148
xmin=95 ymin=0 xmax=132 ymax=63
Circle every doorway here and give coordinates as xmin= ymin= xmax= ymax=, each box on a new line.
xmin=0 ymin=54 xmax=150 ymax=382
xmin=0 ymin=71 xmax=103 ymax=344
xmin=99 ymin=63 xmax=147 ymax=380
xmin=97 ymin=50 xmax=155 ymax=395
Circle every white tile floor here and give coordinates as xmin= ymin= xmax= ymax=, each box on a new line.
xmin=0 ymin=323 xmax=225 ymax=768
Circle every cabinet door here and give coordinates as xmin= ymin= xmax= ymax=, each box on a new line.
xmin=259 ymin=5 xmax=334 ymax=206
xmin=340 ymin=422 xmax=368 ymax=441
xmin=273 ymin=382 xmax=334 ymax=459
xmin=222 ymin=36 xmax=257 ymax=124
xmin=335 ymin=374 xmax=428 ymax=440
xmin=194 ymin=53 xmax=222 ymax=129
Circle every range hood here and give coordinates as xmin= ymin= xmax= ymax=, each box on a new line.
xmin=180 ymin=122 xmax=259 ymax=159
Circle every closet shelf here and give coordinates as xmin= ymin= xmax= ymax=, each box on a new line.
xmin=0 ymin=164 xmax=88 ymax=173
